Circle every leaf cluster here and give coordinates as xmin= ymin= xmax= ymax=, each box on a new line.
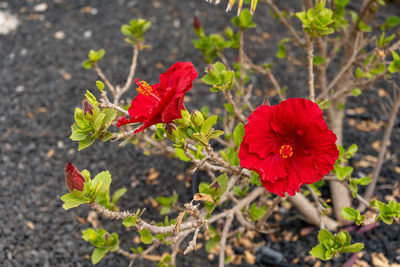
xmin=310 ymin=229 xmax=364 ymax=260
xmin=70 ymin=90 xmax=116 ymax=150
xmin=121 ymin=18 xmax=152 ymax=45
xmin=82 ymin=228 xmax=119 ymax=264
xmin=370 ymin=200 xmax=400 ymax=224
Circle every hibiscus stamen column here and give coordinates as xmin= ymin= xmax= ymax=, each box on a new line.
xmin=135 ymin=79 xmax=162 ymax=102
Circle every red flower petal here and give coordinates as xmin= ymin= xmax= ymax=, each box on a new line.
xmin=117 ymin=62 xmax=198 ymax=132
xmin=239 ymin=98 xmax=339 ymax=196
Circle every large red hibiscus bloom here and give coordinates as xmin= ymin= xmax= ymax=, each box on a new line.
xmin=238 ymin=98 xmax=339 ymax=197
xmin=117 ymin=61 xmax=198 ymax=133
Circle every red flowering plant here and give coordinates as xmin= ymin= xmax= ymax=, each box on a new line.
xmin=61 ymin=4 xmax=400 ymax=266
xmin=116 ymin=61 xmax=198 ymax=133
xmin=239 ymin=98 xmax=339 ymax=197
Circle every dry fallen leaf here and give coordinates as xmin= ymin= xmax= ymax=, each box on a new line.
xmin=346 ymin=107 xmax=366 ymax=115
xmin=87 ymin=211 xmax=101 ymax=229
xmin=146 ymin=168 xmax=159 ymax=184
xmin=193 ymin=193 xmax=214 ymax=203
xmin=59 ymin=68 xmax=71 ymax=80
xmin=176 ymin=174 xmax=184 ymax=181
xmin=75 ymin=216 xmax=87 ymax=225
xmin=238 ymin=238 xmax=252 ymax=248
xmin=244 ymin=250 xmax=256 ymax=265
xmin=36 ymin=107 xmax=48 ymax=113
xmin=371 ymin=252 xmax=389 ymax=267
xmin=26 ymin=221 xmax=35 ymax=230
xmin=46 ymin=148 xmax=55 ymax=158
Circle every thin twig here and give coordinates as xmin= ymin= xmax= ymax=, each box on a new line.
xmin=306 ymin=38 xmax=315 ymax=102
xmin=362 ymin=87 xmax=400 ymax=207
xmin=114 ymin=45 xmax=139 ymax=104
xmin=263 ymin=0 xmax=304 ymax=47
xmin=219 ymin=212 xmax=234 ymax=267
xmin=93 ymin=63 xmax=116 ymax=94
xmin=256 ymin=195 xmax=282 ymax=229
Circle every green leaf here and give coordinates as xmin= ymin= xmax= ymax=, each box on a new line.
xmin=385 ymin=16 xmax=400 ymax=28
xmin=339 ymin=243 xmax=364 ymax=253
xmin=123 ymin=209 xmax=140 ymax=228
xmin=175 ymin=147 xmax=190 ymax=162
xmin=112 ymin=187 xmax=127 ymax=205
xmin=276 ymin=38 xmax=290 ymax=58
xmin=92 ymin=248 xmax=108 ymax=264
xmin=351 ymin=88 xmax=362 ymax=97
xmin=83 ymin=60 xmax=93 ymax=69
xmin=139 ymin=229 xmax=153 ymax=244
xmin=85 ymin=90 xmax=98 ymax=107
xmin=310 ymin=244 xmax=329 ymax=260
xmin=78 ymin=135 xmax=96 ymax=151
xmin=249 ymin=203 xmax=267 ymax=222
xmin=209 ymin=130 xmax=224 ymax=139
xmin=96 ymin=81 xmax=104 ymax=92
xmin=91 ymin=171 xmax=112 ymax=199
xmin=70 ymin=131 xmax=88 ymax=141
xmin=358 ymin=21 xmax=371 ymax=32
xmin=318 ymin=229 xmax=334 ymax=243
xmin=313 ymin=56 xmax=325 ymax=66
xmin=201 ymin=115 xmax=218 ymax=135
xmin=61 ymin=191 xmax=90 ymax=210
xmin=233 ymin=123 xmax=245 ymax=147
xmin=94 ymin=112 xmax=106 ymax=131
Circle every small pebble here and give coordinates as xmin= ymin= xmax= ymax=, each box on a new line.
xmin=33 ymin=3 xmax=48 ymax=12
xmin=54 ymin=31 xmax=65 ymax=39
xmin=83 ymin=30 xmax=92 ymax=39
xmin=16 ymin=85 xmax=25 ymax=93
xmin=0 ymin=11 xmax=19 ymax=35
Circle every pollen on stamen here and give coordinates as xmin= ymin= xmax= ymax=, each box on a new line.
xmin=135 ymin=78 xmax=154 ymax=96
xmin=279 ymin=145 xmax=293 ymax=159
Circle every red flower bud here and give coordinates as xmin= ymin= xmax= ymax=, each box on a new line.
xmin=82 ymin=99 xmax=94 ymax=115
xmin=193 ymin=16 xmax=202 ymax=30
xmin=65 ymin=162 xmax=85 ymax=192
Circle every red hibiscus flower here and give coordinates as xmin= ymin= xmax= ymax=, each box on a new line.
xmin=65 ymin=162 xmax=85 ymax=192
xmin=238 ymin=98 xmax=339 ymax=197
xmin=116 ymin=61 xmax=198 ymax=133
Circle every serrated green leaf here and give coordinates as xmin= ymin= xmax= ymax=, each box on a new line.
xmin=310 ymin=244 xmax=328 ymax=260
xmin=78 ymin=135 xmax=96 ymax=151
xmin=61 ymin=191 xmax=90 ymax=210
xmin=70 ymin=131 xmax=88 ymax=141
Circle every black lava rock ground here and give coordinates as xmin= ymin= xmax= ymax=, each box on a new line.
xmin=0 ymin=0 xmax=399 ymax=266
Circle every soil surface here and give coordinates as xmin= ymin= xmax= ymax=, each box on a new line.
xmin=0 ymin=0 xmax=399 ymax=266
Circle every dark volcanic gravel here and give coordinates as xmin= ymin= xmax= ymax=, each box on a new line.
xmin=0 ymin=0 xmax=399 ymax=266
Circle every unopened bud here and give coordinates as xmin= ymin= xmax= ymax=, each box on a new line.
xmin=336 ymin=232 xmax=347 ymax=244
xmin=193 ymin=16 xmax=202 ymax=30
xmin=65 ymin=162 xmax=85 ymax=192
xmin=82 ymin=99 xmax=94 ymax=115
xmin=191 ymin=110 xmax=204 ymax=127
